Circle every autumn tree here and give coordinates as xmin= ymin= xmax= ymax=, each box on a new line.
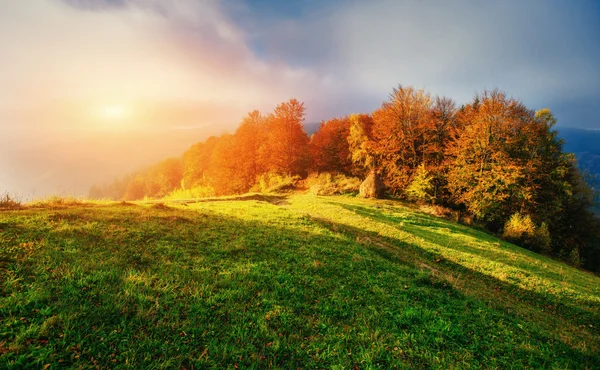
xmin=122 ymin=175 xmax=146 ymax=201
xmin=347 ymin=113 xmax=375 ymax=174
xmin=260 ymin=99 xmax=309 ymax=176
xmin=445 ymin=91 xmax=535 ymax=226
xmin=181 ymin=136 xmax=219 ymax=189
xmin=206 ymin=134 xmax=248 ymax=195
xmin=88 ymin=175 xmax=132 ymax=200
xmin=426 ymin=96 xmax=457 ymax=201
xmin=371 ymin=86 xmax=434 ymax=194
xmin=309 ymin=117 xmax=352 ymax=174
xmin=144 ymin=158 xmax=183 ymax=198
xmin=348 ymin=113 xmax=384 ymax=198
xmin=233 ymin=110 xmax=267 ymax=190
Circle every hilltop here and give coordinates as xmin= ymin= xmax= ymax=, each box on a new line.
xmin=1 ymin=193 xmax=598 ymax=368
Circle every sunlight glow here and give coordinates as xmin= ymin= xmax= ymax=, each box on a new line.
xmin=101 ymin=105 xmax=129 ymax=121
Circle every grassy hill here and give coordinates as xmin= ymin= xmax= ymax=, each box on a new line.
xmin=1 ymin=193 xmax=599 ymax=368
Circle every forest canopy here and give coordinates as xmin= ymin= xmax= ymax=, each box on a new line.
xmin=90 ymin=87 xmax=600 ymax=271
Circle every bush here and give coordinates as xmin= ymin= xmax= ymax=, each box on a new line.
xmin=568 ymin=247 xmax=582 ymax=267
xmin=534 ymin=222 xmax=552 ymax=254
xmin=503 ymin=213 xmax=535 ymax=240
xmin=29 ymin=196 xmax=83 ymax=207
xmin=165 ymin=186 xmax=215 ymax=200
xmin=0 ymin=192 xmax=21 ymax=209
xmin=252 ymin=173 xmax=300 ymax=193
xmin=503 ymin=213 xmax=552 ymax=252
xmin=306 ymin=172 xmax=361 ymax=196
xmin=418 ymin=204 xmax=453 ymax=218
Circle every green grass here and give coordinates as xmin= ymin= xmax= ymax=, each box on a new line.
xmin=1 ymin=193 xmax=598 ymax=369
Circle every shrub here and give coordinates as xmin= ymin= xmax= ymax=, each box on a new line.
xmin=28 ymin=196 xmax=83 ymax=208
xmin=305 ymin=172 xmax=361 ymax=196
xmin=165 ymin=186 xmax=215 ymax=200
xmin=503 ymin=213 xmax=535 ymax=240
xmin=534 ymin=222 xmax=552 ymax=254
xmin=0 ymin=192 xmax=21 ymax=209
xmin=252 ymin=173 xmax=300 ymax=193
xmin=503 ymin=213 xmax=552 ymax=252
xmin=418 ymin=204 xmax=453 ymax=218
xmin=568 ymin=247 xmax=582 ymax=267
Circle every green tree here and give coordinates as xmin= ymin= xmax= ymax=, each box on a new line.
xmin=405 ymin=164 xmax=434 ymax=203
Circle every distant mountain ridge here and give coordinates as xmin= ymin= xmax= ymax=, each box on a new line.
xmin=303 ymin=121 xmax=320 ymax=136
xmin=557 ymin=127 xmax=600 ymax=180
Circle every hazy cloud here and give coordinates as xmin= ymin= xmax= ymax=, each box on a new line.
xmin=61 ymin=0 xmax=128 ymax=11
xmin=1 ymin=0 xmax=599 ymax=198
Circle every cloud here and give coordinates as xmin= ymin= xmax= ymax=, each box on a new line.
xmin=61 ymin=0 xmax=128 ymax=11
xmin=240 ymin=0 xmax=600 ymax=125
xmin=1 ymin=0 xmax=599 ymax=198
xmin=0 ymin=0 xmax=339 ymax=198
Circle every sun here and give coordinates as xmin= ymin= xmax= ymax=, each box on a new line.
xmin=90 ymin=103 xmax=137 ymax=129
xmin=101 ymin=105 xmax=129 ymax=121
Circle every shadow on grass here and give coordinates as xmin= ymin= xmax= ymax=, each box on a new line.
xmin=165 ymin=193 xmax=290 ymax=206
xmin=313 ymin=204 xmax=600 ymax=332
xmin=0 ymin=204 xmax=598 ymax=368
xmin=335 ymin=202 xmax=586 ymax=278
xmin=333 ymin=201 xmax=497 ymax=242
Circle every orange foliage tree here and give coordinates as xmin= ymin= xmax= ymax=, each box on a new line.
xmin=260 ymin=99 xmax=310 ymax=176
xmin=233 ymin=110 xmax=267 ymax=190
xmin=207 ymin=111 xmax=268 ymax=195
xmin=181 ymin=136 xmax=219 ymax=189
xmin=207 ymin=134 xmax=247 ymax=195
xmin=371 ymin=86 xmax=435 ymax=194
xmin=309 ymin=117 xmax=352 ymax=174
xmin=446 ymin=91 xmax=547 ymax=225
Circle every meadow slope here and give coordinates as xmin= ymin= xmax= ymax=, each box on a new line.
xmin=1 ymin=194 xmax=599 ymax=369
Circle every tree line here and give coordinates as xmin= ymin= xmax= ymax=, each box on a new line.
xmin=90 ymin=86 xmax=600 ymax=271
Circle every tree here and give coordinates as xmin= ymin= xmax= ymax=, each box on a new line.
xmin=123 ymin=175 xmax=146 ymax=201
xmin=309 ymin=117 xmax=352 ymax=174
xmin=260 ymin=99 xmax=309 ymax=176
xmin=348 ymin=114 xmax=384 ymax=198
xmin=347 ymin=113 xmax=375 ymax=174
xmin=371 ymin=86 xmax=434 ymax=194
xmin=405 ymin=164 xmax=434 ymax=203
xmin=426 ymin=96 xmax=457 ymax=201
xmin=144 ymin=158 xmax=183 ymax=198
xmin=445 ymin=90 xmax=536 ymax=227
xmin=233 ymin=110 xmax=267 ymax=190
xmin=181 ymin=136 xmax=219 ymax=189
xmin=207 ymin=134 xmax=248 ymax=195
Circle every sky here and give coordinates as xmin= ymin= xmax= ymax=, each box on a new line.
xmin=1 ymin=0 xmax=599 ymax=199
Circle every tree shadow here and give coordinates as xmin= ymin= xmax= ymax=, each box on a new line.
xmin=331 ymin=201 xmax=497 ymax=242
xmin=308 ymin=212 xmax=600 ymax=335
xmin=166 ymin=193 xmax=290 ymax=206
xmin=334 ymin=202 xmax=590 ymax=282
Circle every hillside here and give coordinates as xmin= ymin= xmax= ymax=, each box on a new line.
xmin=1 ymin=193 xmax=599 ymax=368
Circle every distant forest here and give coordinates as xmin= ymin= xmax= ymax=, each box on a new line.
xmin=90 ymin=86 xmax=600 ymax=271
